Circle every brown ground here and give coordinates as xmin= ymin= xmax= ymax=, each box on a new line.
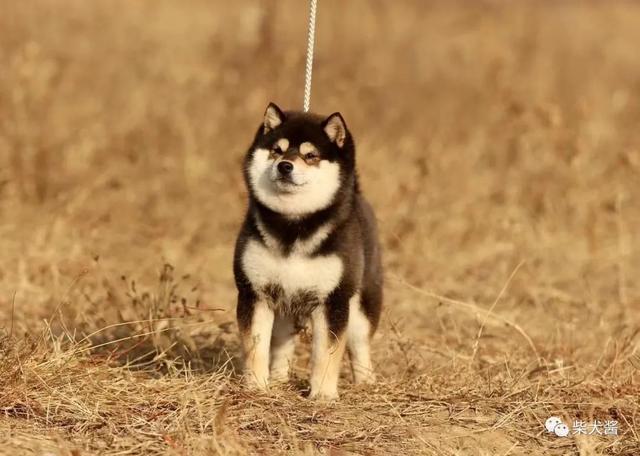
xmin=1 ymin=0 xmax=639 ymax=454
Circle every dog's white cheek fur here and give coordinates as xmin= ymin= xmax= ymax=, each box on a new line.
xmin=248 ymin=148 xmax=341 ymax=216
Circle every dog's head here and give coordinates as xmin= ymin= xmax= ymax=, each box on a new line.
xmin=244 ymin=102 xmax=355 ymax=217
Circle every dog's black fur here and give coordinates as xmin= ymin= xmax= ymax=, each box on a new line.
xmin=234 ymin=104 xmax=382 ymax=372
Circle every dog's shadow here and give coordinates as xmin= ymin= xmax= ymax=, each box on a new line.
xmin=87 ymin=326 xmax=317 ymax=398
xmin=87 ymin=320 xmax=244 ymax=376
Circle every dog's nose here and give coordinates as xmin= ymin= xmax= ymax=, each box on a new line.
xmin=277 ymin=161 xmax=294 ymax=175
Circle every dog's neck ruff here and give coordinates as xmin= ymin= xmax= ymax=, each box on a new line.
xmin=254 ymin=211 xmax=334 ymax=257
xmin=249 ymin=175 xmax=356 ymax=257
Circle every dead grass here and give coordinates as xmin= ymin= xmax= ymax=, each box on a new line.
xmin=0 ymin=0 xmax=639 ymax=454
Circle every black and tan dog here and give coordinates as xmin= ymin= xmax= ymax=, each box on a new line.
xmin=233 ymin=103 xmax=382 ymax=400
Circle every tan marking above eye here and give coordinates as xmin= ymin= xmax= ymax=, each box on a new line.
xmin=276 ymin=138 xmax=289 ymax=151
xmin=270 ymin=138 xmax=290 ymax=158
xmin=299 ymin=142 xmax=321 ymax=164
xmin=299 ymin=142 xmax=317 ymax=155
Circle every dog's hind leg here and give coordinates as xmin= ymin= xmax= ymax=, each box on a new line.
xmin=347 ymin=293 xmax=375 ymax=384
xmin=269 ymin=315 xmax=296 ymax=384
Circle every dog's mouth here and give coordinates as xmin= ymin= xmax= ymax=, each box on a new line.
xmin=274 ymin=177 xmax=304 ymax=192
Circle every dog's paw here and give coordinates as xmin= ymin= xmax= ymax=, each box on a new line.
xmin=244 ymin=374 xmax=269 ymax=392
xmin=309 ymin=389 xmax=339 ymax=402
xmin=269 ymin=370 xmax=290 ymax=386
xmin=354 ymin=372 xmax=376 ymax=385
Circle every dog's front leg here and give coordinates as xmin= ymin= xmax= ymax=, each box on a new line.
xmin=309 ymin=292 xmax=349 ymax=401
xmin=237 ymin=293 xmax=274 ymax=390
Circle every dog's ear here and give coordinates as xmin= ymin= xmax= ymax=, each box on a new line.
xmin=322 ymin=112 xmax=347 ymax=148
xmin=263 ymin=102 xmax=286 ymax=134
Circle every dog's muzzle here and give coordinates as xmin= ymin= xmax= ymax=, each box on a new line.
xmin=277 ymin=161 xmax=294 ymax=176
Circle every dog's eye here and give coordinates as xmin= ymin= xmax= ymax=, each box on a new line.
xmin=271 ymin=145 xmax=283 ymax=155
xmin=304 ymin=152 xmax=319 ymax=161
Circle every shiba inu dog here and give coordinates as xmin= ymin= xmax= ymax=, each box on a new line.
xmin=233 ymin=103 xmax=382 ymax=400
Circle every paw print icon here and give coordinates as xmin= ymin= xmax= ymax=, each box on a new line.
xmin=545 ymin=417 xmax=570 ymax=437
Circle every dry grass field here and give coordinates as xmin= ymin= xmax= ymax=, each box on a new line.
xmin=1 ymin=0 xmax=639 ymax=454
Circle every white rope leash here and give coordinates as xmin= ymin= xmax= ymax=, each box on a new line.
xmin=303 ymin=0 xmax=318 ymax=112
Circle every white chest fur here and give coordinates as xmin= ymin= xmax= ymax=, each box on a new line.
xmin=241 ymin=239 xmax=343 ymax=306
